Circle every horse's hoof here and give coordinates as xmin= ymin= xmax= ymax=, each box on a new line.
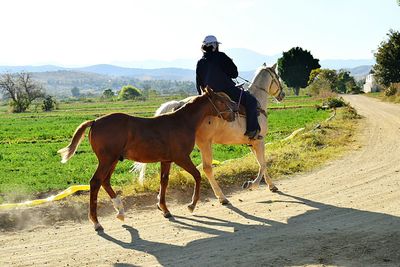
xmin=163 ymin=211 xmax=172 ymax=218
xmin=116 ymin=213 xmax=125 ymax=221
xmin=269 ymin=185 xmax=279 ymax=192
xmin=242 ymin=181 xmax=251 ymax=189
xmin=219 ymin=198 xmax=230 ymax=205
xmin=187 ymin=204 xmax=195 ymax=213
xmin=94 ymin=223 xmax=104 ymax=232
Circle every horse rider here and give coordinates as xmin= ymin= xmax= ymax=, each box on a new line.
xmin=196 ymin=35 xmax=260 ymax=140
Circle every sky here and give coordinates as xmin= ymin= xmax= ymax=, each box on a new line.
xmin=0 ymin=0 xmax=399 ymax=67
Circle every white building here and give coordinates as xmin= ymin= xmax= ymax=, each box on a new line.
xmin=363 ymin=74 xmax=379 ymax=93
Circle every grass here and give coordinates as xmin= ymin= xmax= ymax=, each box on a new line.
xmin=364 ymin=91 xmax=400 ymax=103
xmin=0 ymin=95 xmax=333 ymax=203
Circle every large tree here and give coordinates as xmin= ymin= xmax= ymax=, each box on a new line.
xmin=373 ymin=29 xmax=400 ymax=87
xmin=278 ymin=47 xmax=321 ymax=95
xmin=0 ymin=72 xmax=44 ymax=112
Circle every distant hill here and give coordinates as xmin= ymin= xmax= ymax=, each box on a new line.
xmin=0 ymin=64 xmax=195 ymax=81
xmin=76 ymin=65 xmax=195 ymax=80
xmin=345 ymin=65 xmax=373 ymax=81
xmin=320 ymin=59 xmax=375 ymax=69
xmin=226 ymin=48 xmax=280 ymax=71
xmin=0 ymin=65 xmax=66 ymax=73
xmin=0 ymin=48 xmax=376 ymax=95
xmin=0 ymin=48 xmax=375 ymax=75
xmin=28 ymin=70 xmax=197 ymax=97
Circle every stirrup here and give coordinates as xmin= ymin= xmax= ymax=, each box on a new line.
xmin=244 ymin=129 xmax=260 ymax=140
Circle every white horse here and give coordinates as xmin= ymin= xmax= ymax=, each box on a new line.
xmin=135 ymin=63 xmax=285 ymax=204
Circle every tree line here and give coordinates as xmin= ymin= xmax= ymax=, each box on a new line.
xmin=277 ymin=29 xmax=400 ymax=97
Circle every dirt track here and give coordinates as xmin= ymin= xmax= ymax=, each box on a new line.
xmin=1 ymin=95 xmax=400 ymax=266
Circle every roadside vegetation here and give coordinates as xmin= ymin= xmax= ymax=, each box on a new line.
xmin=365 ymin=29 xmax=400 ymax=103
xmin=364 ymin=84 xmax=400 ymax=103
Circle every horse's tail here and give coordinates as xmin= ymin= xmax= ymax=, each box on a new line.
xmin=57 ymin=120 xmax=94 ymax=163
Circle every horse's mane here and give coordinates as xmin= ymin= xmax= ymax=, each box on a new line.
xmin=155 ymin=92 xmax=232 ymax=117
xmin=155 ymin=100 xmax=183 ymax=116
xmin=251 ymin=65 xmax=267 ymax=83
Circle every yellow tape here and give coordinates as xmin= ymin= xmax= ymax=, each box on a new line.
xmin=0 ymin=185 xmax=90 ymax=210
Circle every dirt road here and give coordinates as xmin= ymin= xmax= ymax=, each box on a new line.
xmin=1 ymin=95 xmax=400 ymax=266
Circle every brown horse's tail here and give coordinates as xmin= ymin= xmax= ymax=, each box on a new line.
xmin=57 ymin=120 xmax=94 ymax=163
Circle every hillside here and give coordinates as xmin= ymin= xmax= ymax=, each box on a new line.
xmin=4 ymin=64 xmax=372 ymax=97
xmin=0 ymin=48 xmax=374 ymax=96
xmin=30 ymin=70 xmax=196 ymax=97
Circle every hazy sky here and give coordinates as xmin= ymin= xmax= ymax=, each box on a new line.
xmin=0 ymin=0 xmax=399 ymax=67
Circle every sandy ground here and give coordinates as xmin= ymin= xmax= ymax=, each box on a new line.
xmin=1 ymin=95 xmax=400 ymax=267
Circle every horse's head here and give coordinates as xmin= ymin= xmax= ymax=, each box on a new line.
xmin=202 ymin=86 xmax=236 ymax=122
xmin=251 ymin=63 xmax=285 ymax=102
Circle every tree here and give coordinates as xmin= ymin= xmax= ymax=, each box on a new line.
xmin=102 ymin=88 xmax=114 ymax=98
xmin=71 ymin=87 xmax=80 ymax=97
xmin=373 ymin=29 xmax=400 ymax=87
xmin=0 ymin=72 xmax=44 ymax=113
xmin=337 ymin=70 xmax=361 ymax=94
xmin=307 ymin=68 xmax=338 ymax=96
xmin=278 ymin=47 xmax=321 ymax=95
xmin=118 ymin=85 xmax=142 ymax=100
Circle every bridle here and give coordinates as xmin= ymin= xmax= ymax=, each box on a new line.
xmin=237 ymin=67 xmax=283 ymax=118
xmin=238 ymin=67 xmax=282 ymax=98
xmin=207 ymin=95 xmax=235 ymax=119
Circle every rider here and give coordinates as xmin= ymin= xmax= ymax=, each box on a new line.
xmin=196 ymin=35 xmax=260 ymax=139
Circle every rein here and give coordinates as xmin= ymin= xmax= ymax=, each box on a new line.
xmin=237 ymin=68 xmax=282 ymax=118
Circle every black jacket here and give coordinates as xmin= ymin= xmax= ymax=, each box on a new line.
xmin=196 ymin=51 xmax=238 ymax=95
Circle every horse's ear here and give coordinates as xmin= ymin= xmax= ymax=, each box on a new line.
xmin=272 ymin=63 xmax=277 ymax=69
xmin=204 ymin=86 xmax=214 ymax=95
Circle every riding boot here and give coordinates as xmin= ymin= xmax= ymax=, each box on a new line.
xmin=243 ymin=93 xmax=260 ymax=139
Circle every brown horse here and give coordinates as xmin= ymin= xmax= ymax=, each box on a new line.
xmin=58 ymin=87 xmax=236 ymax=231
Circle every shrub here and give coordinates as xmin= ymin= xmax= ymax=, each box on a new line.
xmin=42 ymin=95 xmax=57 ymax=111
xmin=118 ymin=85 xmax=142 ymax=100
xmin=326 ymin=97 xmax=347 ymax=108
xmin=384 ymin=84 xmax=399 ymax=97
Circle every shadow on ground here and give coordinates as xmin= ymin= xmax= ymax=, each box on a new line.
xmin=96 ymin=192 xmax=400 ymax=266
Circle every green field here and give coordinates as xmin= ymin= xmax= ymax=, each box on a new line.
xmin=0 ymin=95 xmax=330 ymax=202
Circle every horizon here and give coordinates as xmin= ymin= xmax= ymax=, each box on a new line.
xmin=0 ymin=0 xmax=399 ymax=67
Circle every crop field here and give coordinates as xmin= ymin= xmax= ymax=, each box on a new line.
xmin=0 ymin=95 xmax=331 ymax=203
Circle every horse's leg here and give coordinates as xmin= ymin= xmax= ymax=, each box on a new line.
xmin=157 ymin=162 xmax=172 ymax=218
xmin=101 ymin=160 xmax=125 ymax=221
xmin=175 ymin=157 xmax=201 ymax=213
xmin=242 ymin=141 xmax=278 ymax=192
xmin=89 ymin=161 xmax=112 ymax=231
xmin=197 ymin=141 xmax=229 ymax=205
